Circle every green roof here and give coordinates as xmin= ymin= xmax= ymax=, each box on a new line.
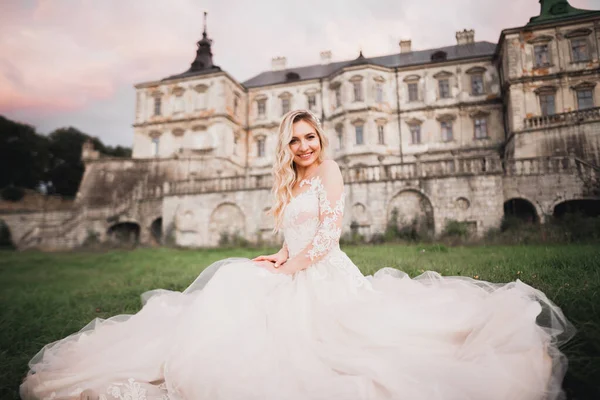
xmin=527 ymin=0 xmax=600 ymax=26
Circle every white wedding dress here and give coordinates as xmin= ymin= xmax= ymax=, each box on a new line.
xmin=21 ymin=175 xmax=574 ymax=400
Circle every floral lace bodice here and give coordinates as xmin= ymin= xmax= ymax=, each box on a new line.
xmin=282 ymin=174 xmax=369 ymax=289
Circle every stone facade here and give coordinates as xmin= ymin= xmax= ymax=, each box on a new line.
xmin=2 ymin=0 xmax=600 ymax=250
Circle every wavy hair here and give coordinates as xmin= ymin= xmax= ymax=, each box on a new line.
xmin=270 ymin=109 xmax=329 ymax=231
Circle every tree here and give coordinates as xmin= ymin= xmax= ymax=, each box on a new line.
xmin=0 ymin=115 xmax=49 ymax=190
xmin=46 ymin=127 xmax=98 ymax=197
xmin=0 ymin=115 xmax=132 ymax=198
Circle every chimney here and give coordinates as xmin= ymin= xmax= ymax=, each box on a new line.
xmin=271 ymin=56 xmax=287 ymax=71
xmin=320 ymin=50 xmax=332 ymax=64
xmin=399 ymin=40 xmax=412 ymax=53
xmin=456 ymin=29 xmax=475 ymax=45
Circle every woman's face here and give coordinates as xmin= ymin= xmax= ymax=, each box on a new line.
xmin=289 ymin=119 xmax=322 ymax=168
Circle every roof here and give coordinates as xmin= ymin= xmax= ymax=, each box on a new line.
xmin=243 ymin=41 xmax=497 ymax=88
xmin=161 ymin=66 xmax=222 ymax=83
xmin=527 ymin=0 xmax=600 ymax=27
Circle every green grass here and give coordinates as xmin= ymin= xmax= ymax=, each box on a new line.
xmin=1 ymin=244 xmax=599 ymax=399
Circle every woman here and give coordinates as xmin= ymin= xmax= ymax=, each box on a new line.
xmin=21 ymin=110 xmax=573 ymax=400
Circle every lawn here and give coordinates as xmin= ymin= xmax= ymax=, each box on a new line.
xmin=1 ymin=244 xmax=599 ymax=399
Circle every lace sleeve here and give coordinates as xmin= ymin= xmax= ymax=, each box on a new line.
xmin=290 ymin=160 xmax=345 ymax=269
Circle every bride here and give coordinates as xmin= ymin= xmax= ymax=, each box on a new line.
xmin=21 ymin=110 xmax=574 ymax=400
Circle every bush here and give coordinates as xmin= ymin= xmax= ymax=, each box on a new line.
xmin=1 ymin=186 xmax=25 ymax=202
xmin=219 ymin=231 xmax=251 ymax=248
xmin=442 ymin=220 xmax=470 ymax=238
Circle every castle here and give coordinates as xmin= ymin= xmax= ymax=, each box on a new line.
xmin=2 ymin=0 xmax=600 ymax=249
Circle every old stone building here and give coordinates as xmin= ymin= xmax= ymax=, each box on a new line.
xmin=2 ymin=0 xmax=599 ymax=250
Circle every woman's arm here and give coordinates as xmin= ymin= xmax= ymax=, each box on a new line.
xmin=278 ymin=160 xmax=344 ymax=274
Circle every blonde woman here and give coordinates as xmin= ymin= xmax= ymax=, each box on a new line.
xmin=22 ymin=110 xmax=573 ymax=400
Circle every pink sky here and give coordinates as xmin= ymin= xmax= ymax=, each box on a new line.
xmin=0 ymin=0 xmax=598 ymax=146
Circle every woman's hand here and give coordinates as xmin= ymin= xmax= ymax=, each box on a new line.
xmin=252 ymin=250 xmax=288 ymax=268
xmin=273 ymin=257 xmax=304 ymax=275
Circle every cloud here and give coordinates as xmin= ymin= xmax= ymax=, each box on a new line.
xmin=0 ymin=0 xmax=597 ymax=145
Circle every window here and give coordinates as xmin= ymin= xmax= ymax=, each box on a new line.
xmin=194 ymin=85 xmax=208 ymax=110
xmin=474 ymin=118 xmax=488 ymax=139
xmin=233 ymin=135 xmax=238 ymax=155
xmin=307 ymin=94 xmax=316 ymax=111
xmin=577 ymin=89 xmax=594 ymax=110
xmin=441 ymin=121 xmax=453 ymax=142
xmin=151 ymin=137 xmax=160 ymax=156
xmin=153 ymin=97 xmax=162 ymax=116
xmin=375 ymin=83 xmax=383 ymax=103
xmin=257 ymin=99 xmax=266 ymax=117
xmin=539 ymin=93 xmax=555 ymax=116
xmin=408 ymin=83 xmax=419 ymax=102
xmin=335 ymin=125 xmax=344 ymax=150
xmin=257 ymin=137 xmax=266 ymax=158
xmin=335 ymin=87 xmax=342 ymax=107
xmin=409 ymin=124 xmax=421 ymax=144
xmin=355 ymin=125 xmax=364 ymax=145
xmin=571 ymin=38 xmax=589 ymax=62
xmin=281 ymin=98 xmax=290 ymax=115
xmin=353 ymin=81 xmax=363 ymax=102
xmin=471 ymin=74 xmax=484 ymax=95
xmin=174 ymin=94 xmax=184 ymax=114
xmin=439 ymin=79 xmax=450 ymax=99
xmin=233 ymin=95 xmax=239 ymax=116
xmin=377 ymin=125 xmax=385 ymax=144
xmin=534 ymin=44 xmax=550 ymax=67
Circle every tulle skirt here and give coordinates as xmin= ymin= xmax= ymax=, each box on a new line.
xmin=20 ymin=255 xmax=574 ymax=400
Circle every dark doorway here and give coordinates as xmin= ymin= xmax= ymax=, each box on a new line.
xmin=503 ymin=198 xmax=538 ymax=224
xmin=554 ymin=200 xmax=600 ymax=218
xmin=0 ymin=220 xmax=13 ymax=249
xmin=150 ymin=218 xmax=163 ymax=244
xmin=107 ymin=222 xmax=140 ymax=245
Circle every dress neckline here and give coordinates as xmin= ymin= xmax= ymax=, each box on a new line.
xmin=290 ymin=176 xmax=320 ymax=202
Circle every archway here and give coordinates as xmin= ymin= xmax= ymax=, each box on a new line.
xmin=503 ymin=198 xmax=539 ymax=224
xmin=107 ymin=222 xmax=140 ymax=245
xmin=0 ymin=219 xmax=13 ymax=249
xmin=150 ymin=217 xmax=163 ymax=244
xmin=209 ymin=203 xmax=246 ymax=246
xmin=553 ymin=199 xmax=600 ymax=218
xmin=387 ymin=190 xmax=434 ymax=239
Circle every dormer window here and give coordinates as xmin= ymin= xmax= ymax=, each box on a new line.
xmin=431 ymin=51 xmax=447 ymax=62
xmin=285 ymin=72 xmax=300 ymax=81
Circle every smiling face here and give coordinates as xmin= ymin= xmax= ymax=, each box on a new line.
xmin=289 ymin=119 xmax=322 ymax=169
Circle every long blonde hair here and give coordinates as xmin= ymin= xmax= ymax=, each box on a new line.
xmin=270 ymin=109 xmax=329 ymax=231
